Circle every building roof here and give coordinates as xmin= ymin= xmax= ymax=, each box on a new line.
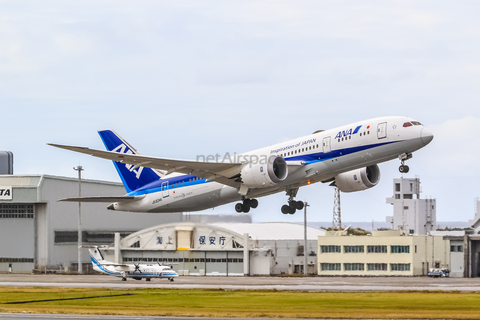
xmin=0 ymin=174 xmax=123 ymax=187
xmin=429 ymin=230 xmax=465 ymax=237
xmin=210 ymin=222 xmax=325 ymax=240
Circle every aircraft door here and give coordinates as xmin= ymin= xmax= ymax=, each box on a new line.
xmin=323 ymin=137 xmax=331 ymax=153
xmin=162 ymin=181 xmax=169 ymax=198
xmin=377 ymin=122 xmax=387 ymax=139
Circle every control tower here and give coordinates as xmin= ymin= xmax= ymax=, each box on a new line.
xmin=386 ymin=177 xmax=436 ymax=235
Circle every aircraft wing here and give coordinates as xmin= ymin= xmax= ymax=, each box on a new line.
xmin=48 ymin=144 xmax=243 ymax=188
xmin=102 ymin=263 xmax=129 ymax=267
xmin=58 ymin=195 xmax=145 ymax=203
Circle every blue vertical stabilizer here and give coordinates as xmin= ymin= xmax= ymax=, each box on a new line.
xmin=98 ymin=130 xmax=161 ymax=193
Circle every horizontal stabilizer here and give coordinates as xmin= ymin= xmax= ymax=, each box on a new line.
xmin=58 ymin=195 xmax=145 ymax=203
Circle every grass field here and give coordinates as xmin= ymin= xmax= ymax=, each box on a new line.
xmin=0 ymin=287 xmax=479 ymax=319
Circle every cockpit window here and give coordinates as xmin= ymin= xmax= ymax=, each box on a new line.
xmin=403 ymin=122 xmax=413 ymax=127
xmin=411 ymin=121 xmax=422 ymax=126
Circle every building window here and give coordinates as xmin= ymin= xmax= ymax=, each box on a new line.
xmin=367 ymin=245 xmax=387 ymax=253
xmin=344 ymin=263 xmax=364 ymax=271
xmin=367 ymin=263 xmax=387 ymax=271
xmin=403 ymin=206 xmax=409 ymax=210
xmin=54 ymin=231 xmax=78 ymax=243
xmin=409 ymin=229 xmax=414 ymax=234
xmin=344 ymin=245 xmax=364 ymax=253
xmin=0 ymin=257 xmax=34 ymax=263
xmin=0 ymin=204 xmax=34 ymax=215
xmin=321 ymin=263 xmax=341 ymax=271
xmin=404 ymin=194 xmax=413 ymax=199
xmin=395 ymin=183 xmax=400 ymax=192
xmin=395 ymin=194 xmax=401 ymax=199
xmin=451 ymin=245 xmax=463 ymax=252
xmin=320 ymin=245 xmax=341 ymax=253
xmin=391 ymin=245 xmax=410 ymax=253
xmin=391 ymin=263 xmax=410 ymax=271
xmin=131 ymin=241 xmax=140 ymax=248
xmin=54 ymin=231 xmax=131 ymax=244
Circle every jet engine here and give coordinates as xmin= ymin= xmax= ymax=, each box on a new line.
xmin=334 ymin=164 xmax=381 ymax=193
xmin=241 ymin=156 xmax=288 ymax=188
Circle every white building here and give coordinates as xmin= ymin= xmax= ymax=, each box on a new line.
xmin=317 ymin=230 xmax=450 ymax=276
xmin=469 ymin=198 xmax=480 ymax=234
xmin=386 ymin=177 xmax=436 ymax=235
xmin=102 ymin=222 xmax=325 ymax=276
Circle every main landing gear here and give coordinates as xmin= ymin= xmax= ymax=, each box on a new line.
xmin=398 ymin=153 xmax=412 ymax=173
xmin=235 ymin=198 xmax=258 ymax=213
xmin=281 ymin=187 xmax=304 ymax=214
xmin=281 ymin=200 xmax=304 ymax=215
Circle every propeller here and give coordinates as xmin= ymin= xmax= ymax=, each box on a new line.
xmin=133 ymin=263 xmax=142 ymax=273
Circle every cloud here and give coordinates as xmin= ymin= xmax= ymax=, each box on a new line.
xmin=421 ymin=117 xmax=480 ymax=178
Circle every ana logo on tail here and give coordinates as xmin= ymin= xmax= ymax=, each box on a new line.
xmin=112 ymin=143 xmax=144 ymax=179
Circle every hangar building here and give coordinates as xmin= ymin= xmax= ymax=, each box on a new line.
xmin=0 ymin=174 xmax=183 ymax=273
xmin=101 ymin=222 xmax=325 ymax=276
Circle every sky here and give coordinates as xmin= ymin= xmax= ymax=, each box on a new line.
xmin=1 ymin=1 xmax=480 ymax=224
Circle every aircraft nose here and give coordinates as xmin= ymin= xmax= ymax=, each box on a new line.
xmin=420 ymin=127 xmax=434 ymax=146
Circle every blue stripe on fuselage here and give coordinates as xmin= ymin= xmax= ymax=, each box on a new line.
xmin=90 ymin=256 xmax=121 ymax=276
xmin=126 ymin=140 xmax=400 ymax=196
xmin=127 ymin=176 xmax=212 ymax=196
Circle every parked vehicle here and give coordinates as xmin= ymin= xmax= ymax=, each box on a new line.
xmin=428 ymin=268 xmax=450 ymax=278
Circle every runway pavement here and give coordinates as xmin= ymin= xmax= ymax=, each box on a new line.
xmin=0 ymin=273 xmax=479 ymax=291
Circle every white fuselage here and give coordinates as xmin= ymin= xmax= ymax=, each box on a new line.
xmin=111 ymin=116 xmax=433 ymax=213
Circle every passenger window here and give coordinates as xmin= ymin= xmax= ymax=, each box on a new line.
xmin=349 ymin=136 xmax=351 ymax=139
xmin=403 ymin=122 xmax=413 ymax=127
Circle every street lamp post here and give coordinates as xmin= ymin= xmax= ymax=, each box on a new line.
xmin=304 ymin=202 xmax=310 ymax=276
xmin=73 ymin=166 xmax=83 ymax=274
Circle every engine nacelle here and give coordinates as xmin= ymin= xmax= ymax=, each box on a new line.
xmin=241 ymin=156 xmax=288 ymax=188
xmin=334 ymin=165 xmax=381 ymax=193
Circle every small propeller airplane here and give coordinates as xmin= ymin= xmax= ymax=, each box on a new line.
xmin=87 ymin=246 xmax=178 ymax=282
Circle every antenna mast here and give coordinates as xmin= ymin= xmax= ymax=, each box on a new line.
xmin=332 ymin=187 xmax=342 ymax=230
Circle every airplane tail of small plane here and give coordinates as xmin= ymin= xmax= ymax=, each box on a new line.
xmin=98 ymin=130 xmax=163 ymax=193
xmin=88 ymin=246 xmax=104 ymax=262
xmin=86 ymin=246 xmax=106 ymax=273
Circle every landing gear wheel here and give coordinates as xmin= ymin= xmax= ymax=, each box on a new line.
xmin=399 ymin=165 xmax=410 ymax=173
xmin=235 ymin=203 xmax=244 ymax=213
xmin=281 ymin=205 xmax=290 ymax=214
xmin=243 ymin=205 xmax=250 ymax=213
xmin=288 ymin=206 xmax=296 ymax=214
xmin=169 ymin=278 xmax=174 ymax=282
xmin=289 ymin=201 xmax=297 ymax=209
xmin=146 ymin=278 xmax=151 ymax=282
xmin=249 ymin=199 xmax=258 ymax=209
xmin=295 ymin=201 xmax=304 ymax=210
xmin=122 ymin=277 xmax=127 ymax=281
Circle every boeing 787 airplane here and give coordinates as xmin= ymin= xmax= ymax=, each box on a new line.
xmin=49 ymin=116 xmax=433 ymax=214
